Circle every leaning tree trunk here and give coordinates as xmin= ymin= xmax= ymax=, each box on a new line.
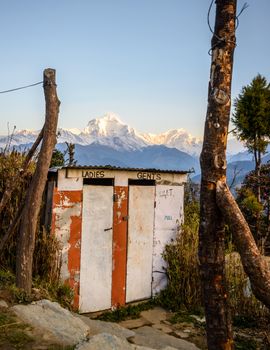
xmin=216 ymin=181 xmax=270 ymax=308
xmin=199 ymin=1 xmax=237 ymax=349
xmin=16 ymin=69 xmax=60 ymax=294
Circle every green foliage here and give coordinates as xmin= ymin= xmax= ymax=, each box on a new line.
xmin=233 ymin=314 xmax=257 ymax=329
xmin=0 ymin=150 xmax=34 ymax=270
xmin=225 ymin=252 xmax=268 ymax=319
xmin=234 ymin=335 xmax=258 ymax=350
xmin=50 ymin=148 xmax=65 ymax=167
xmin=237 ymin=188 xmax=263 ymax=220
xmin=0 ymin=268 xmax=15 ymax=285
xmin=33 ymin=227 xmax=61 ymax=284
xmin=0 ymin=308 xmax=34 ymax=349
xmin=0 ymin=310 xmax=14 ymax=326
xmin=31 ymin=279 xmax=75 ymax=311
xmin=158 ymin=182 xmax=201 ymax=311
xmin=0 ymin=268 xmax=74 ymax=310
xmin=236 ymin=164 xmax=270 ymax=250
xmin=169 ymin=311 xmax=197 ymax=325
xmin=96 ymin=300 xmax=156 ymax=322
xmin=232 ymin=74 xmax=270 ymax=157
xmin=8 ymin=285 xmax=32 ymax=304
xmin=159 ymin=180 xmax=269 ymax=322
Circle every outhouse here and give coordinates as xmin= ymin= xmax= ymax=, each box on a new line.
xmin=49 ymin=166 xmax=188 ymax=313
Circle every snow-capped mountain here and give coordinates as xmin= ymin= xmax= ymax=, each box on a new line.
xmin=0 ymin=112 xmax=203 ymax=156
xmin=0 ymin=129 xmax=40 ymax=148
xmin=141 ymin=129 xmax=202 ymax=156
xmin=77 ymin=113 xmax=149 ymax=151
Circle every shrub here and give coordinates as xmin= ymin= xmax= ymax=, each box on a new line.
xmin=159 ymin=197 xmax=202 ymax=312
xmin=159 ymin=180 xmax=269 ymax=320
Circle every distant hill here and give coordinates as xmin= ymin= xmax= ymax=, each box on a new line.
xmin=57 ymin=143 xmax=200 ymax=174
xmin=193 ymin=160 xmax=256 ymax=191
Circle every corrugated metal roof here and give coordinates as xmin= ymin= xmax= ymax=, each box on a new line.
xmin=49 ymin=165 xmax=192 ymax=174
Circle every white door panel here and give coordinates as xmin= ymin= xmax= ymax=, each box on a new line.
xmin=152 ymin=185 xmax=183 ymax=295
xmin=126 ymin=185 xmax=155 ymax=302
xmin=79 ymin=185 xmax=113 ymax=312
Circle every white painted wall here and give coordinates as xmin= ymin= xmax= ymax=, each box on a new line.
xmin=79 ymin=185 xmax=113 ymax=312
xmin=152 ymin=185 xmax=184 ymax=295
xmin=126 ymin=185 xmax=155 ymax=303
xmin=57 ymin=169 xmax=83 ymax=191
xmin=62 ymin=168 xmax=187 ymax=188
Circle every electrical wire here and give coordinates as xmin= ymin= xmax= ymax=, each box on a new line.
xmin=207 ymin=0 xmax=249 ymax=55
xmin=0 ymin=81 xmax=43 ymax=94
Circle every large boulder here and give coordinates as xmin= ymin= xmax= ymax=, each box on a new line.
xmin=75 ymin=333 xmax=177 ymax=350
xmin=11 ymin=299 xmax=89 ymax=346
xmin=130 ymin=326 xmax=200 ymax=350
xmin=78 ymin=315 xmax=135 ymax=339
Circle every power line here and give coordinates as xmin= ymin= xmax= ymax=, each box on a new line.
xmin=0 ymin=81 xmax=43 ymax=94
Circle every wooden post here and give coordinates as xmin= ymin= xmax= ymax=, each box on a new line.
xmin=16 ymin=69 xmax=60 ymax=293
xmin=199 ymin=1 xmax=237 ymax=349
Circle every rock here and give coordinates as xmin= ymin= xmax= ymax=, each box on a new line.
xmin=0 ymin=299 xmax=9 ymax=308
xmin=78 ymin=315 xmax=135 ymax=339
xmin=75 ymin=333 xmax=155 ymax=350
xmin=140 ymin=307 xmax=168 ymax=325
xmin=11 ymin=299 xmax=89 ymax=346
xmin=152 ymin=323 xmax=172 ymax=334
xmin=190 ymin=315 xmax=205 ymax=324
xmin=130 ymin=326 xmax=200 ymax=350
xmin=183 ymin=329 xmax=192 ymax=333
xmin=173 ymin=331 xmax=189 ymax=339
xmin=119 ymin=317 xmax=151 ymax=329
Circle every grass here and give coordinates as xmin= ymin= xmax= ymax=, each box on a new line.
xmin=0 ymin=268 xmax=74 ymax=311
xmin=233 ymin=314 xmax=258 ymax=329
xmin=96 ymin=299 xmax=157 ymax=322
xmin=0 ymin=309 xmax=34 ymax=349
xmin=234 ymin=335 xmax=258 ymax=350
xmin=169 ymin=311 xmax=195 ymax=324
xmin=0 ymin=308 xmax=76 ymax=350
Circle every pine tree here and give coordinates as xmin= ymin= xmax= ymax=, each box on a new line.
xmin=232 ymin=74 xmax=270 ymax=202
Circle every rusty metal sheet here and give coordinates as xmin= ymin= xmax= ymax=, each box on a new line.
xmin=79 ymin=185 xmax=113 ymax=312
xmin=126 ymin=185 xmax=155 ymax=303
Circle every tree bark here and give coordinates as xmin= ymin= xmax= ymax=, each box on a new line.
xmin=16 ymin=69 xmax=60 ymax=293
xmin=199 ymin=1 xmax=237 ymax=349
xmin=216 ymin=181 xmax=270 ymax=308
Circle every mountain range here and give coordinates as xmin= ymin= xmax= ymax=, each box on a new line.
xmin=1 ymin=112 xmax=268 ymax=185
xmin=0 ymin=112 xmax=204 ymax=157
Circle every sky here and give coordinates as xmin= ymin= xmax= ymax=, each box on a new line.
xmin=1 ymin=0 xmax=270 ymax=138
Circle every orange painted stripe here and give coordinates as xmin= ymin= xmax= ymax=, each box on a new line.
xmin=52 ymin=189 xmax=83 ymax=310
xmin=112 ymin=186 xmax=128 ymax=307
